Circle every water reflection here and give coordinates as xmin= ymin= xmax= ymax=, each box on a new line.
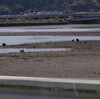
xmin=0 ymin=36 xmax=100 ymax=45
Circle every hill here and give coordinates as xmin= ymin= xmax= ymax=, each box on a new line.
xmin=0 ymin=0 xmax=100 ymax=14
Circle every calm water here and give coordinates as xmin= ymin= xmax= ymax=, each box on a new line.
xmin=0 ymin=48 xmax=70 ymax=53
xmin=0 ymin=36 xmax=100 ymax=45
xmin=0 ymin=93 xmax=99 ymax=99
xmin=0 ymin=28 xmax=100 ymax=32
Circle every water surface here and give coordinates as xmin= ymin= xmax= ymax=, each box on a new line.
xmin=0 ymin=48 xmax=69 ymax=53
xmin=0 ymin=28 xmax=100 ymax=32
xmin=0 ymin=93 xmax=98 ymax=99
xmin=0 ymin=36 xmax=100 ymax=45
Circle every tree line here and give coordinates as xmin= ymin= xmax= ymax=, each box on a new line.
xmin=0 ymin=0 xmax=99 ymax=15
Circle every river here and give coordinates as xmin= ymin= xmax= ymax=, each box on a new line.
xmin=0 ymin=92 xmax=99 ymax=99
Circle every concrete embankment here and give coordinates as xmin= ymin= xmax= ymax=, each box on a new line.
xmin=0 ymin=76 xmax=99 ymax=98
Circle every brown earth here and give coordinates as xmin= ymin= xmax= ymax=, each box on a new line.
xmin=0 ymin=24 xmax=100 ymax=79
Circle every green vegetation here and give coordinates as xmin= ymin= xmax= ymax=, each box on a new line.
xmin=0 ymin=0 xmax=99 ymax=14
xmin=0 ymin=17 xmax=70 ymax=24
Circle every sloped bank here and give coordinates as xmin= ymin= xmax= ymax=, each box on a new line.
xmin=0 ymin=76 xmax=99 ymax=98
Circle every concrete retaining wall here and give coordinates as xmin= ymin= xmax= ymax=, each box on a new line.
xmin=0 ymin=76 xmax=99 ymax=97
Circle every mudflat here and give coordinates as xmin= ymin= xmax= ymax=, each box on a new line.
xmin=0 ymin=24 xmax=100 ymax=79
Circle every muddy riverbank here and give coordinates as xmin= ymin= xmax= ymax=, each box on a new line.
xmin=0 ymin=24 xmax=100 ymax=79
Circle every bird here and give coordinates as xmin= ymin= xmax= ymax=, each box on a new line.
xmin=76 ymin=38 xmax=79 ymax=42
xmin=20 ymin=48 xmax=25 ymax=53
xmin=2 ymin=43 xmax=6 ymax=46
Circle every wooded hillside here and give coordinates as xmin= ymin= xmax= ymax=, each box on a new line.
xmin=0 ymin=0 xmax=99 ymax=14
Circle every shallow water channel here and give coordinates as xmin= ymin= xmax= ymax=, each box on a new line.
xmin=0 ymin=28 xmax=100 ymax=32
xmin=0 ymin=48 xmax=70 ymax=53
xmin=0 ymin=36 xmax=100 ymax=45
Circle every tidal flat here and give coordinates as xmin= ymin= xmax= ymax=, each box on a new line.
xmin=0 ymin=24 xmax=100 ymax=79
